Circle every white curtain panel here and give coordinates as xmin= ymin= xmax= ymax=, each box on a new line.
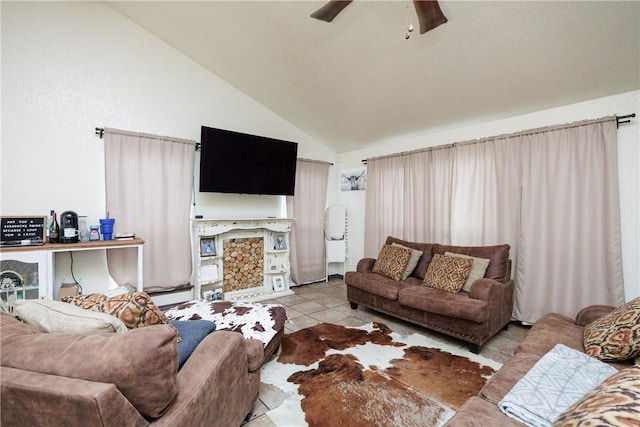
xmin=104 ymin=128 xmax=195 ymax=292
xmin=364 ymin=147 xmax=454 ymax=257
xmin=364 ymin=116 xmax=624 ymax=323
xmin=515 ymin=118 xmax=624 ymax=323
xmin=286 ymin=159 xmax=329 ymax=285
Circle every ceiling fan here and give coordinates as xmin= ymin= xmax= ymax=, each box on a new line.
xmin=311 ymin=0 xmax=448 ymax=35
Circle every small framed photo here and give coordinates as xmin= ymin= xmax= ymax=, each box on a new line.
xmin=273 ymin=234 xmax=287 ymax=250
xmin=200 ymin=238 xmax=216 ymax=257
xmin=272 ymin=275 xmax=286 ymax=292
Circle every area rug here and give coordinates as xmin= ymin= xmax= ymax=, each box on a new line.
xmin=260 ymin=322 xmax=502 ymax=427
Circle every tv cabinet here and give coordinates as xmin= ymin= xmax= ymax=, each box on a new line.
xmin=192 ymin=218 xmax=294 ymax=302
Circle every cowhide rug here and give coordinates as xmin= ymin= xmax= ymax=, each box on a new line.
xmin=260 ymin=322 xmax=502 ymax=427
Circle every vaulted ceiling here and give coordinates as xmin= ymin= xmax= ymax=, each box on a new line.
xmin=106 ymin=1 xmax=640 ymax=153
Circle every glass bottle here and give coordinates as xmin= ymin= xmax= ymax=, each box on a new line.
xmin=49 ymin=212 xmax=60 ymax=243
xmin=46 ymin=209 xmax=54 ymax=243
xmin=78 ymin=216 xmax=89 ymax=242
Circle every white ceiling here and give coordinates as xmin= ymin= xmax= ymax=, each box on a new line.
xmin=106 ymin=1 xmax=640 ymax=153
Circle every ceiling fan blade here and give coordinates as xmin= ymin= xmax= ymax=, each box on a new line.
xmin=413 ymin=0 xmax=448 ymax=34
xmin=311 ymin=0 xmax=354 ymax=23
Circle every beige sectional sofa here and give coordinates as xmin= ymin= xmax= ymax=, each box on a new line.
xmin=345 ymin=236 xmax=514 ymax=352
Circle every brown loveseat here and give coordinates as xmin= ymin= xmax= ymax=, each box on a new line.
xmin=345 ymin=236 xmax=514 ymax=352
xmin=444 ymin=304 xmax=635 ymax=426
xmin=0 ymin=312 xmax=263 ymax=426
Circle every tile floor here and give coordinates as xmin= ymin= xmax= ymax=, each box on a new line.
xmin=243 ymin=277 xmax=530 ymax=426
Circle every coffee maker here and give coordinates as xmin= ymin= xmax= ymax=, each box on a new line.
xmin=60 ymin=211 xmax=79 ymax=243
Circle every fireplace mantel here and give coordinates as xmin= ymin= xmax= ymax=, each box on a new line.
xmin=192 ymin=218 xmax=294 ymax=302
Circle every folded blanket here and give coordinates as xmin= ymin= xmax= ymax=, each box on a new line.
xmin=498 ymin=343 xmax=617 ymax=427
xmin=326 ymin=239 xmax=346 ymax=262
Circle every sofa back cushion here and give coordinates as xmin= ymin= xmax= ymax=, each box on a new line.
xmin=1 ymin=318 xmax=178 ymax=419
xmin=385 ymin=236 xmax=435 ymax=280
xmin=434 ymin=244 xmax=511 ymax=283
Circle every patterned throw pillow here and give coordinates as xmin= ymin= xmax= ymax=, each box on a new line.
xmin=552 ymin=365 xmax=640 ymax=426
xmin=62 ymin=292 xmax=171 ymax=330
xmin=583 ymin=297 xmax=640 ymax=361
xmin=372 ymin=244 xmax=412 ymax=281
xmin=423 ymin=253 xmax=473 ymax=293
xmin=444 ymin=252 xmax=490 ymax=293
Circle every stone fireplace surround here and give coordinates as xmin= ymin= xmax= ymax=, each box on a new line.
xmin=192 ymin=218 xmax=294 ymax=302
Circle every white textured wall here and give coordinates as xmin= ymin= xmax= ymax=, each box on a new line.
xmin=1 ymin=2 xmax=336 ymax=293
xmin=338 ymin=91 xmax=639 ymax=301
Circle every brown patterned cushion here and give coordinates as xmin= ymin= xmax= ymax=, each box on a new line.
xmin=372 ymin=244 xmax=412 ymax=281
xmin=583 ymin=297 xmax=640 ymax=361
xmin=62 ymin=292 xmax=171 ymax=330
xmin=552 ymin=365 xmax=640 ymax=426
xmin=423 ymin=253 xmax=473 ymax=293
xmin=444 ymin=251 xmax=490 ymax=292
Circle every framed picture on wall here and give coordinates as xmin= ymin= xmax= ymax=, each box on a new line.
xmin=272 ymin=275 xmax=286 ymax=292
xmin=273 ymin=234 xmax=287 ymax=250
xmin=200 ymin=237 xmax=216 ymax=257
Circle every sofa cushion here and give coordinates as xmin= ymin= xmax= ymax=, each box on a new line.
xmin=170 ymin=319 xmax=216 ymax=368
xmin=480 ymin=352 xmax=541 ymax=404
xmin=345 ymin=272 xmax=419 ymax=300
xmin=434 ymin=243 xmax=511 ymax=283
xmin=424 ymin=253 xmax=472 ymax=293
xmin=372 ymin=244 xmax=412 ymax=281
xmin=14 ymin=299 xmax=128 ymax=334
xmin=399 ymin=286 xmax=489 ymax=323
xmin=445 ymin=251 xmax=490 ymax=293
xmin=392 ymin=243 xmax=423 ymax=280
xmin=384 ymin=236 xmax=435 ymax=279
xmin=583 ymin=297 xmax=640 ymax=362
xmin=515 ymin=313 xmax=587 ymax=356
xmin=0 ymin=312 xmax=43 ymax=338
xmin=62 ymin=292 xmax=169 ymax=329
xmin=1 ymin=322 xmax=179 ymax=419
xmin=552 ymin=365 xmax=640 ymax=426
xmin=443 ymin=396 xmax=523 ymax=427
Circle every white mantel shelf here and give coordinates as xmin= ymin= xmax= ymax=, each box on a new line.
xmin=192 ymin=218 xmax=294 ymax=303
xmin=193 ymin=218 xmax=293 ymax=236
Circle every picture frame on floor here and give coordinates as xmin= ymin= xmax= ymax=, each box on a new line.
xmin=272 ymin=275 xmax=285 ymax=292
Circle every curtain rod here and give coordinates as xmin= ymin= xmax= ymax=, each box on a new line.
xmin=95 ymin=127 xmax=333 ymax=164
xmin=361 ymin=113 xmax=636 ymax=164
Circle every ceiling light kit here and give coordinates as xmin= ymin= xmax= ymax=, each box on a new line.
xmin=311 ymin=0 xmax=448 ymax=39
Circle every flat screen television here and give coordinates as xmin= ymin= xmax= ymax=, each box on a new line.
xmin=199 ymin=126 xmax=298 ymax=196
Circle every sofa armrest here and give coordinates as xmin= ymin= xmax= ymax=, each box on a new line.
xmin=155 ymin=331 xmax=257 ymax=427
xmin=469 ymin=278 xmax=512 ymax=301
xmin=0 ymin=366 xmax=148 ymax=427
xmin=575 ymin=305 xmax=616 ymax=326
xmin=245 ymin=338 xmax=265 ymax=371
xmin=356 ymin=258 xmax=377 ymax=273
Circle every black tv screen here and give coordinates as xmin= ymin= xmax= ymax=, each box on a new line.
xmin=199 ymin=126 xmax=298 ymax=196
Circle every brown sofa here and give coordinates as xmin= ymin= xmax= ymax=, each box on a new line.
xmin=0 ymin=312 xmax=263 ymax=426
xmin=345 ymin=236 xmax=514 ymax=352
xmin=444 ymin=305 xmax=634 ymax=426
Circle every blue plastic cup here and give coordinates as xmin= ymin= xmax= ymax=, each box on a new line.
xmin=99 ymin=218 xmax=115 ymax=240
